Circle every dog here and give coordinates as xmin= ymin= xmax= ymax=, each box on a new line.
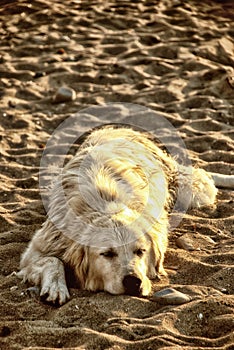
xmin=18 ymin=125 xmax=218 ymax=305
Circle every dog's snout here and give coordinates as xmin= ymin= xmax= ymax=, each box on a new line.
xmin=123 ymin=275 xmax=142 ymax=296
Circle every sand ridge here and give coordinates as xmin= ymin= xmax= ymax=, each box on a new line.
xmin=0 ymin=0 xmax=234 ymax=349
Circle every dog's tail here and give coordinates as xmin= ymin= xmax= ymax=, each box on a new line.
xmin=209 ymin=172 xmax=234 ymax=189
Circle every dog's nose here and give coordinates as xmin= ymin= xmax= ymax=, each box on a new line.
xmin=123 ymin=275 xmax=142 ymax=296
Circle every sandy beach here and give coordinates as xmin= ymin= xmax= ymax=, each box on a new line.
xmin=0 ymin=0 xmax=233 ymax=349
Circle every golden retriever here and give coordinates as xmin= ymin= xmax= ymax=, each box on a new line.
xmin=18 ymin=126 xmax=218 ymax=304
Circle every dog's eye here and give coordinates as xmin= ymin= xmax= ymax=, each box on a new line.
xmin=100 ymin=250 xmax=117 ymax=259
xmin=134 ymin=248 xmax=145 ymax=257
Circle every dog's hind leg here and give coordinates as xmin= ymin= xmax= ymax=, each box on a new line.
xmin=177 ymin=166 xmax=218 ymax=209
xmin=190 ymin=168 xmax=218 ymax=208
xmin=176 ymin=166 xmax=234 ymax=210
xmin=209 ymin=172 xmax=234 ymax=189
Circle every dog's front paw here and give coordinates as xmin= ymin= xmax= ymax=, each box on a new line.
xmin=40 ymin=280 xmax=70 ymax=305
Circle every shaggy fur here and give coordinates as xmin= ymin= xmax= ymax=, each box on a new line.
xmin=18 ymin=126 xmax=217 ymax=304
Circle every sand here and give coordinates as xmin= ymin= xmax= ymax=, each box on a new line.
xmin=0 ymin=0 xmax=234 ymax=349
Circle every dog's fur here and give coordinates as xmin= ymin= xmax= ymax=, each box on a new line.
xmin=18 ymin=126 xmax=217 ymax=304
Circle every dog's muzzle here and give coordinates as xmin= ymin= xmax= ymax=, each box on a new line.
xmin=123 ymin=274 xmax=142 ymax=296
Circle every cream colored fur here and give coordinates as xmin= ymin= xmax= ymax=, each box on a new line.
xmin=18 ymin=126 xmax=218 ymax=305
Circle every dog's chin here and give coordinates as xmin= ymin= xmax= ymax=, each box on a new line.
xmin=104 ymin=287 xmax=125 ymax=296
xmin=104 ymin=281 xmax=151 ymax=297
xmin=125 ymin=289 xmax=143 ymax=297
xmin=105 ymin=287 xmax=143 ymax=297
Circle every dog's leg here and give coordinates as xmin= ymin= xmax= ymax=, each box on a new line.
xmin=18 ymin=255 xmax=70 ymax=305
xmin=178 ymin=166 xmax=234 ymax=209
xmin=40 ymin=256 xmax=70 ymax=304
xmin=190 ymin=168 xmax=218 ymax=208
xmin=209 ymin=172 xmax=234 ymax=189
xmin=18 ymin=227 xmax=70 ymax=305
xmin=177 ymin=166 xmax=218 ymax=209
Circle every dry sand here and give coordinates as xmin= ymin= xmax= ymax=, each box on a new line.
xmin=0 ymin=0 xmax=234 ymax=349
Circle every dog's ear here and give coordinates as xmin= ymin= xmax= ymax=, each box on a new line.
xmin=147 ymin=238 xmax=159 ymax=279
xmin=63 ymin=244 xmax=89 ymax=289
xmin=146 ymin=233 xmax=167 ymax=280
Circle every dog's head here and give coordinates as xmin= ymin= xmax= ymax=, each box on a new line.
xmin=64 ymin=222 xmax=167 ymax=297
xmin=86 ymin=232 xmax=152 ymax=296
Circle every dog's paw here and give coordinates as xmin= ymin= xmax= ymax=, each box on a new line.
xmin=27 ymin=286 xmax=40 ymax=298
xmin=40 ymin=280 xmax=70 ymax=305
